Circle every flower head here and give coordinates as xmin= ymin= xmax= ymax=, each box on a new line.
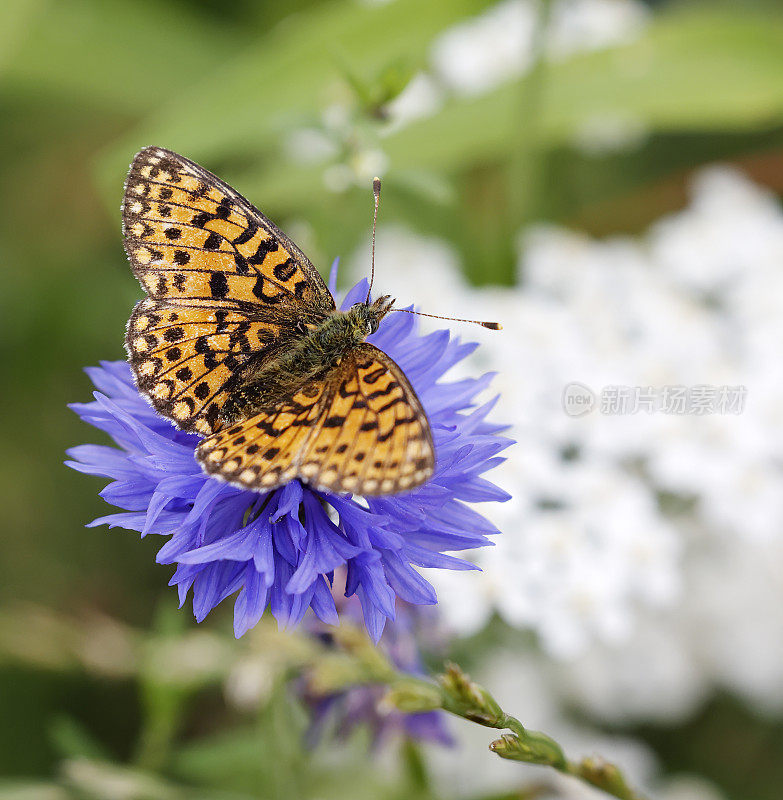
xmin=303 ymin=599 xmax=453 ymax=748
xmin=67 ymin=274 xmax=510 ymax=640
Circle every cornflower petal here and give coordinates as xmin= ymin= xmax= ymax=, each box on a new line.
xmin=68 ymin=276 xmax=511 ymax=640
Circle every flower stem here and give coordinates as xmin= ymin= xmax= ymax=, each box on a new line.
xmin=404 ymin=664 xmax=645 ymax=800
xmin=303 ymin=626 xmax=646 ymax=800
xmin=325 ymin=633 xmax=646 ymax=800
xmin=400 ymin=738 xmax=431 ymax=798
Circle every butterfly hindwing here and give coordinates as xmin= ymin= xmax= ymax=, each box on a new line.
xmin=196 ymin=344 xmax=434 ymax=495
xmin=299 ymin=344 xmax=434 ymax=494
xmin=196 ymin=381 xmax=328 ymax=487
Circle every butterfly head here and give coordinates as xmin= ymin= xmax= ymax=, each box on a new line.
xmin=350 ymin=294 xmax=395 ymax=337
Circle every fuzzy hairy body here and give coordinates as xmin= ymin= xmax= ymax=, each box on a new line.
xmin=222 ymin=301 xmax=386 ymax=424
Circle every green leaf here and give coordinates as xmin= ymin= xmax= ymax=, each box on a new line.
xmin=1 ymin=0 xmax=248 ymax=110
xmin=48 ymin=715 xmax=112 ymax=763
xmin=94 ymin=0 xmax=496 ymax=200
xmin=384 ymin=7 xmax=783 ymax=170
xmin=177 ymin=7 xmax=783 ymax=209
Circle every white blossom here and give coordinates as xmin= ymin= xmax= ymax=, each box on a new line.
xmin=431 ymin=0 xmax=648 ymax=97
xmin=348 ymin=166 xmax=783 ymax=716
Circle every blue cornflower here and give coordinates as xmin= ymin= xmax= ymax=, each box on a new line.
xmin=304 ymin=600 xmax=452 ymax=747
xmin=67 ymin=271 xmax=511 ymax=641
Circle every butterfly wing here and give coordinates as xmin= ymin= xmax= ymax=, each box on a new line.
xmin=196 ymin=344 xmax=435 ymax=495
xmin=300 ymin=344 xmax=435 ymax=494
xmin=123 ymin=147 xmax=334 ymax=312
xmin=126 ymin=297 xmax=291 ymax=434
xmin=196 ymin=381 xmax=328 ymax=489
xmin=122 ymin=147 xmax=335 ymax=434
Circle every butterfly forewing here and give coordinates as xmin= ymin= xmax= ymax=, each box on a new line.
xmin=122 ymin=147 xmax=334 ymax=434
xmin=123 ymin=147 xmax=334 ymax=313
xmin=196 ymin=345 xmax=435 ymax=495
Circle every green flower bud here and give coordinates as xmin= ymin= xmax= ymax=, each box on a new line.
xmin=384 ymin=680 xmax=443 ymax=713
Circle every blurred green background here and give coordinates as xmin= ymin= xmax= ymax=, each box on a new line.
xmin=3 ymin=0 xmax=783 ymax=798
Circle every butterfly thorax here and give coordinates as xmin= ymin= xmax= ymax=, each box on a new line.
xmin=221 ymin=296 xmax=394 ymax=425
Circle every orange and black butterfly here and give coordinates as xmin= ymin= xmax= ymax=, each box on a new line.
xmin=122 ymin=147 xmax=435 ymax=496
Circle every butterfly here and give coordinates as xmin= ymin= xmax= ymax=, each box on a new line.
xmin=122 ymin=146 xmax=435 ymax=496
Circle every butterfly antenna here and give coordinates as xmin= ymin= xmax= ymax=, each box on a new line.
xmin=366 ymin=177 xmax=381 ymax=304
xmin=394 ymin=308 xmax=502 ymax=330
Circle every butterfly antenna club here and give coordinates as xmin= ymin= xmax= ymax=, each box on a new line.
xmin=366 ymin=177 xmax=381 ymax=303
xmin=396 ymin=308 xmax=502 ymax=330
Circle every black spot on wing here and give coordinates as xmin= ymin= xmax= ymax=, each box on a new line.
xmin=367 ymin=382 xmax=399 ymax=400
xmin=232 ymin=222 xmax=258 ymax=246
xmin=247 ymin=236 xmax=279 ymax=265
xmin=362 ymin=366 xmax=387 ymax=384
xmin=203 ymin=231 xmax=222 ymax=250
xmin=234 ymin=254 xmax=250 ymax=275
xmin=214 ymin=199 xmax=232 ymax=220
xmin=273 ymin=259 xmax=297 ymax=282
xmin=204 ymin=403 xmax=220 ymax=430
xmin=209 ymin=272 xmax=229 ymax=299
xmin=163 ymin=327 xmax=184 ymax=342
xmin=191 ymin=210 xmax=211 ymax=228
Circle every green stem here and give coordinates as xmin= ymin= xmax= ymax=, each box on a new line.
xmin=337 ymin=648 xmax=645 ymax=800
xmin=132 ymin=683 xmax=184 ymax=772
xmin=304 ymin=627 xmax=647 ymax=800
xmin=400 ymin=737 xmax=431 ymax=799
xmin=510 ymin=0 xmax=553 ymax=232
xmin=131 ymin=602 xmax=191 ymax=773
xmin=262 ymin=679 xmax=302 ymax=800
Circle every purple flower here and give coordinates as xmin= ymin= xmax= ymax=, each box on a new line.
xmin=66 ymin=269 xmax=511 ymax=641
xmin=304 ymin=599 xmax=453 ymax=747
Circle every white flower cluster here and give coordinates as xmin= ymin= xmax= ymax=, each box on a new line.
xmin=348 ymin=166 xmax=783 ymax=718
xmin=430 ymin=0 xmax=648 ymax=97
xmin=387 ymin=0 xmax=648 ymax=133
